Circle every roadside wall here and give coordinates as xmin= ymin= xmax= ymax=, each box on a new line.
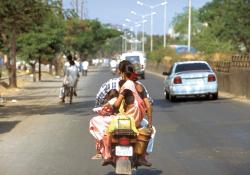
xmin=146 ymin=61 xmax=168 ymax=75
xmin=146 ymin=54 xmax=250 ymax=99
xmin=217 ymin=69 xmax=250 ymax=99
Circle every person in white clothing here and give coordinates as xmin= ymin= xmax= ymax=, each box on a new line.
xmin=61 ymin=60 xmax=79 ymax=103
xmin=63 ymin=55 xmax=72 ymax=76
xmin=82 ymin=60 xmax=89 ymax=76
xmin=74 ymin=56 xmax=81 ymax=72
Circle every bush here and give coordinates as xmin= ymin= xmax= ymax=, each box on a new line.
xmin=147 ymin=47 xmax=180 ymax=63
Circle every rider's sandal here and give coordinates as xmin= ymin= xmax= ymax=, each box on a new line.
xmin=91 ymin=153 xmax=102 ymax=160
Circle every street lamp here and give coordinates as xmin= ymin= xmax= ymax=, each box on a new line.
xmin=117 ymin=28 xmax=124 ymax=53
xmin=123 ymin=22 xmax=137 ymax=51
xmin=129 ymin=27 xmax=135 ymax=51
xmin=125 ymin=18 xmax=146 ymax=51
xmin=125 ymin=18 xmax=131 ymax=23
xmin=122 ymin=24 xmax=132 ymax=52
xmin=188 ymin=0 xmax=192 ymax=52
xmin=134 ymin=23 xmax=142 ymax=51
xmin=163 ymin=1 xmax=167 ymax=48
xmin=131 ymin=11 xmax=150 ymax=52
xmin=137 ymin=0 xmax=167 ymax=51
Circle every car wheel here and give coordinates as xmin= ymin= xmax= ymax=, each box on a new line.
xmin=165 ymin=91 xmax=169 ymax=100
xmin=212 ymin=92 xmax=218 ymax=100
xmin=205 ymin=94 xmax=210 ymax=100
xmin=169 ymin=94 xmax=176 ymax=102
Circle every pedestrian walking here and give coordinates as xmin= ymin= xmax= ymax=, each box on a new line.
xmin=82 ymin=60 xmax=89 ymax=76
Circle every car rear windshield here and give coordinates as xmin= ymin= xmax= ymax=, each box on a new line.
xmin=125 ymin=56 xmax=140 ymax=64
xmin=175 ymin=63 xmax=211 ymax=73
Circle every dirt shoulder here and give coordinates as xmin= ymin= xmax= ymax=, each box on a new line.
xmin=0 ymin=73 xmax=62 ymax=113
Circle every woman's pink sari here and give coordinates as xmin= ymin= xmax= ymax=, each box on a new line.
xmin=89 ymin=115 xmax=117 ymax=156
xmin=120 ymin=80 xmax=146 ymax=127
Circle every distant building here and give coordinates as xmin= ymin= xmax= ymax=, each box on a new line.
xmin=169 ymin=45 xmax=197 ymax=54
xmin=168 ymin=28 xmax=179 ymax=39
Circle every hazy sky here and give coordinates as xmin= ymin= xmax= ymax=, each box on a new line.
xmin=63 ymin=0 xmax=211 ymax=35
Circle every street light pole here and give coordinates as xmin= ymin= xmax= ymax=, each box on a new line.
xmin=137 ymin=1 xmax=166 ymax=52
xmin=163 ymin=0 xmax=167 ymax=48
xmin=150 ymin=8 xmax=153 ymax=52
xmin=135 ymin=26 xmax=138 ymax=51
xmin=142 ymin=19 xmax=145 ymax=52
xmin=125 ymin=35 xmax=127 ymax=52
xmin=130 ymin=27 xmax=134 ymax=51
xmin=122 ymin=24 xmax=126 ymax=52
xmin=122 ymin=36 xmax=124 ymax=53
xmin=125 ymin=18 xmax=145 ymax=51
xmin=131 ymin=11 xmax=150 ymax=52
xmin=188 ymin=0 xmax=192 ymax=52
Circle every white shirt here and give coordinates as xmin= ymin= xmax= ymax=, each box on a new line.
xmin=64 ymin=61 xmax=70 ymax=75
xmin=82 ymin=61 xmax=89 ymax=70
xmin=110 ymin=60 xmax=117 ymax=68
xmin=64 ymin=65 xmax=79 ymax=87
xmin=74 ymin=60 xmax=81 ymax=72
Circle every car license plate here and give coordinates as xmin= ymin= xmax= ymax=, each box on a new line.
xmin=115 ymin=146 xmax=133 ymax=156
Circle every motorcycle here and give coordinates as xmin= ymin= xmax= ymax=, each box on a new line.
xmin=109 ymin=118 xmax=151 ymax=175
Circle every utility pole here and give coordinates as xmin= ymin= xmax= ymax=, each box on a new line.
xmin=188 ymin=0 xmax=192 ymax=52
xmin=163 ymin=0 xmax=167 ymax=48
xmin=75 ymin=0 xmax=79 ymax=14
xmin=71 ymin=0 xmax=88 ymax=19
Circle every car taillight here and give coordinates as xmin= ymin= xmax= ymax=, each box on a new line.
xmin=118 ymin=137 xmax=130 ymax=145
xmin=208 ymin=74 xmax=216 ymax=82
xmin=173 ymin=76 xmax=182 ymax=84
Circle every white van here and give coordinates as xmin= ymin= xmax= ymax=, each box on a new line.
xmin=120 ymin=51 xmax=146 ymax=79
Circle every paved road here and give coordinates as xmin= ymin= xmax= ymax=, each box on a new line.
xmin=0 ymin=67 xmax=250 ymax=175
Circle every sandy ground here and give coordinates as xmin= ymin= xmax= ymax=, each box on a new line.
xmin=0 ymin=72 xmax=56 ymax=98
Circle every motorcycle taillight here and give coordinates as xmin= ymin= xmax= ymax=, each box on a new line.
xmin=118 ymin=137 xmax=130 ymax=145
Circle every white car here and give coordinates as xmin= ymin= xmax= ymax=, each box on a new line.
xmin=120 ymin=51 xmax=146 ymax=79
xmin=163 ymin=61 xmax=218 ymax=102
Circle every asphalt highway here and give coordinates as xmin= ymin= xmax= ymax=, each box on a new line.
xmin=0 ymin=67 xmax=250 ymax=175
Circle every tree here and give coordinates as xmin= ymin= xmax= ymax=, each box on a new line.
xmin=148 ymin=46 xmax=177 ymax=61
xmin=192 ymin=27 xmax=234 ymax=54
xmin=17 ymin=7 xmax=65 ymax=81
xmin=171 ymin=8 xmax=203 ymax=44
xmin=170 ymin=5 xmax=235 ymax=54
xmin=98 ymin=36 xmax=122 ymax=58
xmin=64 ymin=19 xmax=121 ymax=60
xmin=0 ymin=0 xmax=47 ymax=87
xmin=199 ymin=0 xmax=250 ymax=53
